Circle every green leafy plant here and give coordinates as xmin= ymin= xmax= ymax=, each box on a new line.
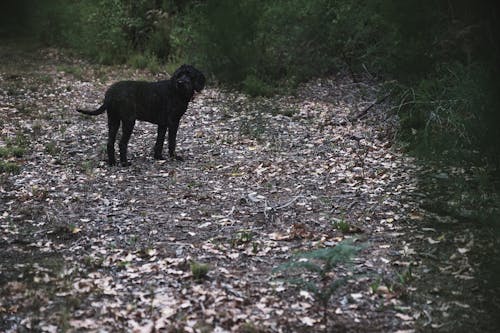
xmin=0 ymin=161 xmax=21 ymax=174
xmin=333 ymin=219 xmax=350 ymax=233
xmin=190 ymin=261 xmax=210 ymax=281
xmin=128 ymin=51 xmax=161 ymax=72
xmin=369 ymin=277 xmax=382 ymax=294
xmin=231 ymin=229 xmax=254 ymax=247
xmin=275 ymin=240 xmax=361 ymax=325
xmin=45 ymin=141 xmax=60 ymax=156
xmin=81 ymin=160 xmax=95 ymax=176
xmin=0 ymin=146 xmax=25 ymax=158
xmin=396 ymin=265 xmax=413 ymax=285
xmin=242 ymin=74 xmax=275 ymax=97
xmin=0 ymin=132 xmax=28 ymax=174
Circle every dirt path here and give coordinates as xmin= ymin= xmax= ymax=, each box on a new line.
xmin=1 ymin=43 xmax=497 ymax=332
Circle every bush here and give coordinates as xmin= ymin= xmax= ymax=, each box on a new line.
xmin=30 ymin=0 xmax=177 ymax=65
xmin=242 ymin=74 xmax=274 ymax=97
xmin=178 ymin=0 xmax=263 ymax=85
xmin=396 ymin=60 xmax=500 ymax=168
xmin=128 ymin=51 xmax=160 ymax=72
xmin=179 ymin=0 xmax=398 ymax=89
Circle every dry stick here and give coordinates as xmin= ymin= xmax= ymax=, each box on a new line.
xmin=263 ymin=195 xmax=303 ymax=220
xmin=274 ymin=195 xmax=303 ymax=210
xmin=350 ymin=92 xmax=391 ymax=122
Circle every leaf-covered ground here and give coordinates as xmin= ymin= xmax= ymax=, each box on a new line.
xmin=1 ymin=42 xmax=499 ymax=332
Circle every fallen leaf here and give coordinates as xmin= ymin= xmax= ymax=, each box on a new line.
xmin=300 ymin=316 xmax=317 ymax=326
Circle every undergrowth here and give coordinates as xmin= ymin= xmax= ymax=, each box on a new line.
xmin=275 ymin=240 xmax=361 ymax=327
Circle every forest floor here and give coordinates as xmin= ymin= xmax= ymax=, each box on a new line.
xmin=1 ymin=41 xmax=499 ymax=332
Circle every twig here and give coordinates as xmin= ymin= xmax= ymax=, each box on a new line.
xmin=350 ymin=93 xmax=391 ymax=122
xmin=274 ymin=195 xmax=302 ymax=210
xmin=262 ymin=194 xmax=303 ymax=221
xmin=423 ymin=309 xmax=433 ymax=327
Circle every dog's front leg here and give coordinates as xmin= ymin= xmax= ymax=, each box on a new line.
xmin=168 ymin=121 xmax=183 ymax=161
xmin=154 ymin=125 xmax=167 ymax=160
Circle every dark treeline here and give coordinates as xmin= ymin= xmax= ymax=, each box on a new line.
xmin=1 ymin=1 xmax=500 ymax=179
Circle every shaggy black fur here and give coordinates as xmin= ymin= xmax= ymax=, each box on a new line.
xmin=77 ymin=65 xmax=205 ymax=166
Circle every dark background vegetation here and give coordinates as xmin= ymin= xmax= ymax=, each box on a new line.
xmin=1 ymin=0 xmax=499 ymax=223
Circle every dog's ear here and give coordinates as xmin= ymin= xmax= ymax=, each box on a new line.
xmin=194 ymin=71 xmax=206 ymax=92
xmin=172 ymin=64 xmax=189 ymax=80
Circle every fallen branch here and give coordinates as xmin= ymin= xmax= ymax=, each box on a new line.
xmin=350 ymin=93 xmax=391 ymax=122
xmin=261 ymin=195 xmax=303 ymax=221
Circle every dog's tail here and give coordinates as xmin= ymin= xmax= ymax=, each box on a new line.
xmin=76 ymin=103 xmax=107 ymax=116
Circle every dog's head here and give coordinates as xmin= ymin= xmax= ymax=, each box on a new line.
xmin=174 ymin=73 xmax=194 ymax=100
xmin=172 ymin=64 xmax=206 ymax=93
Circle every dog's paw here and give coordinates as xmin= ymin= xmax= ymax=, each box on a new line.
xmin=120 ymin=161 xmax=132 ymax=167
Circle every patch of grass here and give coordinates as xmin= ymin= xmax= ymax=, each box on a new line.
xmin=128 ymin=53 xmax=149 ymax=69
xmin=7 ymin=131 xmax=29 ymax=148
xmin=32 ymin=120 xmax=43 ymax=137
xmin=369 ymin=277 xmax=382 ymax=294
xmin=0 ymin=132 xmax=28 ymax=174
xmin=57 ymin=64 xmax=84 ymax=80
xmin=95 ymin=67 xmax=109 ymax=81
xmin=81 ymin=160 xmax=96 ymax=176
xmin=242 ymin=74 xmax=275 ymax=97
xmin=48 ymin=223 xmax=81 ymax=241
xmin=0 ymin=161 xmax=21 ymax=174
xmin=10 ymin=146 xmax=26 ymax=158
xmin=332 ymin=218 xmax=351 ymax=233
xmin=187 ymin=181 xmax=202 ymax=189
xmin=126 ymin=235 xmax=139 ymax=246
xmin=45 ymin=141 xmax=60 ymax=156
xmin=165 ymin=62 xmax=184 ymax=76
xmin=240 ymin=322 xmax=266 ymax=333
xmin=0 ymin=147 xmax=11 ymax=158
xmin=396 ymin=266 xmax=413 ymax=285
xmin=41 ymin=74 xmax=53 ymax=84
xmin=231 ymin=229 xmax=254 ymax=247
xmin=83 ymin=256 xmax=104 ymax=270
xmin=128 ymin=52 xmax=161 ymax=73
xmin=271 ymin=106 xmax=297 ymax=117
xmin=190 ymin=261 xmax=210 ymax=281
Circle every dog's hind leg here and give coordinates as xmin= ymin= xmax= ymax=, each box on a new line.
xmin=119 ymin=120 xmax=135 ymax=167
xmin=153 ymin=125 xmax=167 ymax=160
xmin=107 ymin=117 xmax=120 ymax=166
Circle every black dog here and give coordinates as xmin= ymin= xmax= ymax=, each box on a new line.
xmin=77 ymin=65 xmax=205 ymax=166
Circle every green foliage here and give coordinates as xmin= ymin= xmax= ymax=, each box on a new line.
xmin=231 ymin=230 xmax=254 ymax=247
xmin=181 ymin=0 xmax=394 ymax=89
xmin=190 ymin=261 xmax=209 ymax=281
xmin=242 ymin=74 xmax=275 ymax=97
xmin=0 ymin=146 xmax=25 ymax=159
xmin=0 ymin=131 xmax=28 ymax=174
xmin=0 ymin=161 xmax=21 ymax=174
xmin=128 ymin=52 xmax=161 ymax=72
xmin=27 ymin=0 xmax=178 ymax=65
xmin=45 ymin=141 xmax=60 ymax=156
xmin=275 ymin=240 xmax=360 ymax=307
xmin=333 ymin=219 xmax=351 ymax=233
xmin=396 ymin=62 xmax=500 ymax=166
xmin=180 ymin=0 xmax=263 ymax=84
